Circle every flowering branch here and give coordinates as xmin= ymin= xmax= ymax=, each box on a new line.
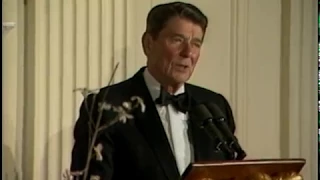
xmin=82 ymin=79 xmax=116 ymax=179
xmin=63 ymin=63 xmax=145 ymax=180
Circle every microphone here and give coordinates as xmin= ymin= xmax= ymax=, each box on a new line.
xmin=191 ymin=104 xmax=235 ymax=160
xmin=204 ymin=102 xmax=247 ymax=160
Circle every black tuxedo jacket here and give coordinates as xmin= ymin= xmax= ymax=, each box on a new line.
xmin=71 ymin=67 xmax=236 ymax=180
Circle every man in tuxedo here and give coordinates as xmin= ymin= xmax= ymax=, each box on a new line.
xmin=71 ymin=1 xmax=238 ymax=180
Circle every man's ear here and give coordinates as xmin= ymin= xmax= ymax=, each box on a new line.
xmin=142 ymin=32 xmax=153 ymax=55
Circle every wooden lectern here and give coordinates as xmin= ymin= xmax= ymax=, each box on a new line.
xmin=181 ymin=158 xmax=305 ymax=180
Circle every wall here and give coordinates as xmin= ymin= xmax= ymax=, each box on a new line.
xmin=3 ymin=0 xmax=25 ymax=179
xmin=2 ymin=0 xmax=317 ymax=179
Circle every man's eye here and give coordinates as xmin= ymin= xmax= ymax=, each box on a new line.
xmin=172 ymin=37 xmax=183 ymax=43
xmin=193 ymin=42 xmax=202 ymax=48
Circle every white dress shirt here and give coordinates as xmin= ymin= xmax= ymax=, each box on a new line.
xmin=143 ymin=68 xmax=192 ymax=175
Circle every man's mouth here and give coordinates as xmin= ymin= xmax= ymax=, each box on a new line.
xmin=176 ymin=64 xmax=188 ymax=69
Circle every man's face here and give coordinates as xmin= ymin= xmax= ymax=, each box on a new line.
xmin=146 ymin=16 xmax=204 ymax=85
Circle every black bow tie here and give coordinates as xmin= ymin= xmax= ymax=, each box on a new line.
xmin=155 ymin=88 xmax=189 ymax=113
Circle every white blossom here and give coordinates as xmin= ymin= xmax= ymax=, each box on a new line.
xmin=122 ymin=101 xmax=132 ymax=110
xmin=113 ymin=106 xmax=134 ymax=123
xmin=98 ymin=102 xmax=112 ymax=111
xmin=119 ymin=113 xmax=134 ymax=123
xmin=131 ymin=96 xmax=146 ymax=113
xmin=74 ymin=87 xmax=100 ymax=97
xmin=90 ymin=175 xmax=100 ymax=180
xmin=93 ymin=143 xmax=103 ymax=161
xmin=62 ymin=169 xmax=84 ymax=180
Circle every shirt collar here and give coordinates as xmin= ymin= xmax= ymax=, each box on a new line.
xmin=143 ymin=68 xmax=185 ymax=101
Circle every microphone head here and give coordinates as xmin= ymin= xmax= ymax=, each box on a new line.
xmin=190 ymin=104 xmax=212 ymax=127
xmin=204 ymin=102 xmax=226 ymax=120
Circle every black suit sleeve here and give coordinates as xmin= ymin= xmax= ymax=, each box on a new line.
xmin=218 ymin=94 xmax=236 ymax=134
xmin=70 ymin=93 xmax=115 ymax=180
xmin=71 ymin=94 xmax=95 ymax=172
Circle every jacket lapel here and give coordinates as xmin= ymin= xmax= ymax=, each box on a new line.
xmin=130 ymin=68 xmax=180 ymax=180
xmin=185 ymin=84 xmax=210 ymax=161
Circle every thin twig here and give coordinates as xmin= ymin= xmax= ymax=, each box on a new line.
xmin=97 ymin=117 xmax=119 ymax=132
xmin=84 ymin=93 xmax=97 ymax=164
xmin=82 ymin=63 xmax=119 ymax=180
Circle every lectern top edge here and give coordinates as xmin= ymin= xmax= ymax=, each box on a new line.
xmin=192 ymin=158 xmax=306 ymax=167
xmin=181 ymin=158 xmax=306 ymax=180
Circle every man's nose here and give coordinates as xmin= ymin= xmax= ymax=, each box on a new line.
xmin=180 ymin=43 xmax=193 ymax=58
